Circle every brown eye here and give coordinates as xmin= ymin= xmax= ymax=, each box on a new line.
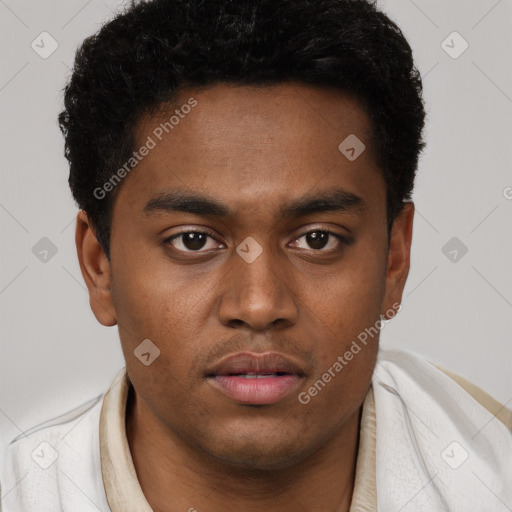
xmin=305 ymin=231 xmax=330 ymax=250
xmin=181 ymin=232 xmax=208 ymax=251
xmin=291 ymin=230 xmax=347 ymax=251
xmin=166 ymin=231 xmax=222 ymax=253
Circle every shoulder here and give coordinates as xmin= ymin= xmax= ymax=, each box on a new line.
xmin=431 ymin=362 xmax=512 ymax=430
xmin=371 ymin=349 xmax=512 ymax=508
xmin=1 ymin=393 xmax=109 ymax=512
xmin=374 ymin=348 xmax=512 ymax=430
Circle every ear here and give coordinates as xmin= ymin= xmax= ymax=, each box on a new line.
xmin=381 ymin=202 xmax=414 ymax=319
xmin=75 ymin=210 xmax=117 ymax=326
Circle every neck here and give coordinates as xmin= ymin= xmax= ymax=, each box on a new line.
xmin=125 ymin=385 xmax=361 ymax=512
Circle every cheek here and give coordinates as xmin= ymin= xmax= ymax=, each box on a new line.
xmin=303 ymin=243 xmax=386 ymax=388
xmin=111 ymin=252 xmax=209 ymax=335
xmin=110 ymin=257 xmax=214 ymax=391
xmin=112 ymin=272 xmax=203 ymax=418
xmin=315 ymin=247 xmax=386 ymax=333
xmin=301 ymin=275 xmax=383 ymax=416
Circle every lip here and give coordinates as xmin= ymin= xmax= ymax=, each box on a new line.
xmin=206 ymin=351 xmax=306 ymax=405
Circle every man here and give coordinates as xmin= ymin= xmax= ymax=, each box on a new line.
xmin=2 ymin=0 xmax=511 ymax=510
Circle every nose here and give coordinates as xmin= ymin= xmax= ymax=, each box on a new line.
xmin=217 ymin=243 xmax=299 ymax=332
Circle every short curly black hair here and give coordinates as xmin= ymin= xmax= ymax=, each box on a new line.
xmin=59 ymin=0 xmax=426 ymax=261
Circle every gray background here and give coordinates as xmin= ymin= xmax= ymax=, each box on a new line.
xmin=1 ymin=0 xmax=511 ymax=455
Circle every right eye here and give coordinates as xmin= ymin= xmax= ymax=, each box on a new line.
xmin=164 ymin=230 xmax=224 ymax=253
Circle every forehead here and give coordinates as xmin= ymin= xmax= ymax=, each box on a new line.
xmin=115 ymin=82 xmax=385 ymax=223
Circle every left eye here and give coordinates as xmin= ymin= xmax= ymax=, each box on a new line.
xmin=166 ymin=231 xmax=222 ymax=252
xmin=290 ymin=230 xmax=346 ymax=251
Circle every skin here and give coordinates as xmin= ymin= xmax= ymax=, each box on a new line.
xmin=76 ymin=83 xmax=414 ymax=512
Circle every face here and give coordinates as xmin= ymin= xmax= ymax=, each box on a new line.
xmin=77 ymin=83 xmax=413 ymax=470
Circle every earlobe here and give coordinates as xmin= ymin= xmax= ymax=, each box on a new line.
xmin=75 ymin=210 xmax=117 ymax=327
xmin=381 ymin=201 xmax=415 ymax=318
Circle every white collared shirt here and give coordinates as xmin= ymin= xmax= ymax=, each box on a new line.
xmin=2 ymin=355 xmax=509 ymax=511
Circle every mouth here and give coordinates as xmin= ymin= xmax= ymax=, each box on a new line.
xmin=205 ymin=352 xmax=306 ymax=405
xmin=221 ymin=372 xmax=291 ymax=378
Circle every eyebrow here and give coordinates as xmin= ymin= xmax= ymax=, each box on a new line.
xmin=143 ymin=187 xmax=366 ymax=219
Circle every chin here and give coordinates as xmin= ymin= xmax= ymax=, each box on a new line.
xmin=199 ymin=430 xmax=316 ymax=472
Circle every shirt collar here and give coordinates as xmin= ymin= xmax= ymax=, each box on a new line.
xmin=99 ymin=367 xmax=377 ymax=511
xmin=99 ymin=368 xmax=153 ymax=511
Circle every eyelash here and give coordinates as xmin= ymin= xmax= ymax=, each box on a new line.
xmin=164 ymin=228 xmax=349 ymax=253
